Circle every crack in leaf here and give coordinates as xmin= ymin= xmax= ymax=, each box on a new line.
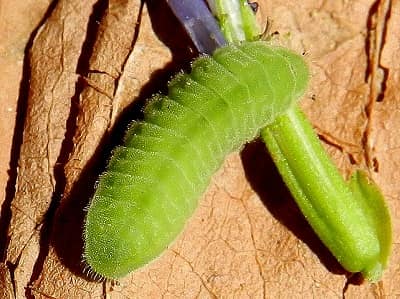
xmin=315 ymin=126 xmax=362 ymax=165
xmin=239 ymin=188 xmax=267 ymax=299
xmin=363 ymin=0 xmax=392 ymax=172
xmin=170 ymin=249 xmax=218 ymax=299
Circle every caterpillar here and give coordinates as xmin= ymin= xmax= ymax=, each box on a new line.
xmin=84 ymin=40 xmax=309 ymax=279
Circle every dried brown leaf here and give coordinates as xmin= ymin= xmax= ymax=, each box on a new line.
xmin=1 ymin=0 xmax=399 ymax=298
xmin=0 ymin=1 xmax=99 ymax=297
xmin=31 ymin=1 xmax=174 ymax=298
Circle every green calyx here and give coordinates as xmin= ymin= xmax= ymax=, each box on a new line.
xmin=209 ymin=0 xmax=260 ymax=42
xmin=261 ymin=107 xmax=392 ymax=281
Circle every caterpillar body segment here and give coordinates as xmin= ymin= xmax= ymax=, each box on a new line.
xmin=84 ymin=41 xmax=309 ymax=279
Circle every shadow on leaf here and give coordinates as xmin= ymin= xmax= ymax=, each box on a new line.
xmin=240 ymin=139 xmax=349 ymax=277
xmin=47 ymin=0 xmax=197 ymax=281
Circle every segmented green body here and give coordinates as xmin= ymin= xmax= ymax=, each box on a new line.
xmin=84 ymin=41 xmax=309 ymax=279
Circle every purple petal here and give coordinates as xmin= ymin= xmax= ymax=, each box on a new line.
xmin=167 ymin=0 xmax=226 ymax=54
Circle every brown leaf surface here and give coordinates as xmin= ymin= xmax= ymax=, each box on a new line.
xmin=0 ymin=0 xmax=399 ymax=298
xmin=0 ymin=1 xmax=100 ymax=298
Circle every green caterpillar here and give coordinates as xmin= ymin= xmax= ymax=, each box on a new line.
xmin=83 ymin=41 xmax=309 ymax=279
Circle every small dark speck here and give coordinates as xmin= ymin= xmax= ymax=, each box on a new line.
xmin=248 ymin=1 xmax=259 ymax=13
xmin=311 ymin=94 xmax=316 ymax=101
xmin=373 ymin=158 xmax=379 ymax=172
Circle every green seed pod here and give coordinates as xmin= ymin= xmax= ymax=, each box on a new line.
xmin=261 ymin=107 xmax=392 ymax=282
xmin=83 ymin=41 xmax=309 ymax=279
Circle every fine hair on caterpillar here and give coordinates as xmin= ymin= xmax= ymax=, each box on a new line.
xmin=83 ymin=40 xmax=309 ymax=279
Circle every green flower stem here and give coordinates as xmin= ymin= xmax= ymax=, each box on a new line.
xmin=206 ymin=0 xmax=260 ymax=42
xmin=261 ymin=107 xmax=391 ymax=281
